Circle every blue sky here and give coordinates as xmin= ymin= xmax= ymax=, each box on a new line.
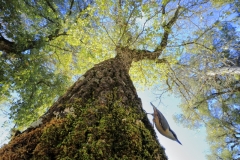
xmin=139 ymin=89 xmax=210 ymax=160
xmin=0 ymin=109 xmax=13 ymax=146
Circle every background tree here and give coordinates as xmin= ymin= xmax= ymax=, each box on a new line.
xmin=0 ymin=0 xmax=93 ymax=130
xmin=0 ymin=0 xmax=239 ymax=159
xmin=164 ymin=5 xmax=240 ymax=160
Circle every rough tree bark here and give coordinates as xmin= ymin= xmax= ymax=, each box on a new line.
xmin=0 ymin=47 xmax=167 ymax=159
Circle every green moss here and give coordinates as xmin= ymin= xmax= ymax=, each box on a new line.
xmin=32 ymin=98 xmax=166 ymax=160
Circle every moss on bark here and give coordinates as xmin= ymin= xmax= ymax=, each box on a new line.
xmin=0 ymin=58 xmax=167 ymax=160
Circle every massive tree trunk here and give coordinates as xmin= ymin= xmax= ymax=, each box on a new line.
xmin=0 ymin=48 xmax=167 ymax=159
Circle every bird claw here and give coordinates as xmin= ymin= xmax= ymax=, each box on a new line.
xmin=152 ymin=119 xmax=155 ymax=128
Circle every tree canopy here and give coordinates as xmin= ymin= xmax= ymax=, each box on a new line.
xmin=0 ymin=0 xmax=239 ymax=159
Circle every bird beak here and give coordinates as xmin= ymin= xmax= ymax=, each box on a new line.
xmin=150 ymin=103 xmax=158 ymax=113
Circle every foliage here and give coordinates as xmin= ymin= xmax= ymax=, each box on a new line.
xmin=0 ymin=0 xmax=240 ymax=159
xmin=0 ymin=0 xmax=94 ymax=130
xmin=170 ymin=15 xmax=240 ymax=160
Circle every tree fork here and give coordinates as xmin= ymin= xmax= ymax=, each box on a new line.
xmin=0 ymin=56 xmax=167 ymax=159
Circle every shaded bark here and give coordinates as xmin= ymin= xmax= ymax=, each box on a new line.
xmin=0 ymin=55 xmax=167 ymax=159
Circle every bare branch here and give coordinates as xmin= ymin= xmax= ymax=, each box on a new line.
xmin=118 ymin=3 xmax=137 ymax=44
xmin=67 ymin=0 xmax=75 ymax=16
xmin=194 ymin=86 xmax=240 ymax=109
xmin=207 ymin=67 xmax=240 ymax=76
xmin=168 ymin=23 xmax=216 ymax=51
xmin=169 ymin=41 xmax=213 ymax=51
xmin=130 ymin=8 xmax=162 ymax=46
xmin=154 ymin=5 xmax=181 ymax=52
xmin=102 ymin=25 xmax=117 ymax=46
xmin=129 ymin=5 xmax=182 ymax=62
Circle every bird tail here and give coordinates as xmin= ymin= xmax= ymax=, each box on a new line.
xmin=176 ymin=139 xmax=182 ymax=145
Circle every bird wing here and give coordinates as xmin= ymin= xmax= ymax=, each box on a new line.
xmin=150 ymin=102 xmax=170 ymax=131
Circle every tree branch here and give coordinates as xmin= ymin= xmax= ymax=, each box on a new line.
xmin=130 ymin=8 xmax=162 ymax=46
xmin=155 ymin=5 xmax=181 ymax=52
xmin=0 ymin=28 xmax=68 ymax=56
xmin=194 ymin=86 xmax=240 ymax=108
xmin=169 ymin=41 xmax=213 ymax=51
xmin=129 ymin=6 xmax=182 ymax=62
xmin=169 ymin=24 xmax=216 ymax=51
xmin=44 ymin=0 xmax=57 ymax=13
xmin=118 ymin=4 xmax=137 ymax=44
xmin=67 ymin=0 xmax=75 ymax=16
xmin=207 ymin=67 xmax=240 ymax=76
xmin=0 ymin=35 xmax=15 ymax=54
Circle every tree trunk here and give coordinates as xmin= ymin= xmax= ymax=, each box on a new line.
xmin=0 ymin=57 xmax=167 ymax=159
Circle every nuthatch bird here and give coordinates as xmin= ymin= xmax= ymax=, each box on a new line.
xmin=148 ymin=102 xmax=182 ymax=145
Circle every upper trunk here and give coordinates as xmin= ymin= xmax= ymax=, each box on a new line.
xmin=0 ymin=56 xmax=167 ymax=159
xmin=115 ymin=46 xmax=134 ymax=72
